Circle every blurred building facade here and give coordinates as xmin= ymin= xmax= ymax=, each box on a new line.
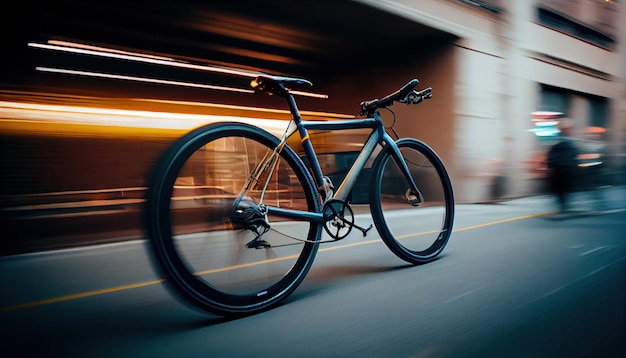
xmin=358 ymin=0 xmax=625 ymax=202
xmin=3 ymin=0 xmax=624 ymax=207
xmin=3 ymin=0 xmax=625 ymax=253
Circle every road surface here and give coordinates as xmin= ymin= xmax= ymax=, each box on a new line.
xmin=1 ymin=189 xmax=625 ymax=357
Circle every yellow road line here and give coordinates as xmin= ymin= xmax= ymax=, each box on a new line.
xmin=1 ymin=212 xmax=550 ymax=312
xmin=194 ymin=255 xmax=300 ymax=276
xmin=453 ymin=212 xmax=552 ymax=232
xmin=1 ymin=280 xmax=164 ymax=312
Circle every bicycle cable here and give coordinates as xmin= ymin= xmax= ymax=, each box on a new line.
xmin=382 ymin=107 xmax=435 ymax=169
xmin=383 ymin=107 xmax=400 ymax=140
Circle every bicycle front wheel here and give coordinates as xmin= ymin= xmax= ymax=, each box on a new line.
xmin=370 ymin=138 xmax=454 ymax=264
xmin=145 ymin=122 xmax=322 ymax=316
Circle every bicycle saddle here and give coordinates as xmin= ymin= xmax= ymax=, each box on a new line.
xmin=251 ymin=74 xmax=312 ymax=95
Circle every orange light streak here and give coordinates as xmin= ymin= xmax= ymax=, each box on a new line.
xmin=133 ymin=98 xmax=354 ymax=119
xmin=0 ymin=100 xmax=292 ymax=132
xmin=288 ymin=90 xmax=329 ymax=99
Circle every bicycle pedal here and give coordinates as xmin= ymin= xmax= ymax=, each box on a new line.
xmin=407 ymin=198 xmax=422 ymax=207
xmin=354 ymin=223 xmax=373 ymax=237
xmin=405 ymin=189 xmax=423 ymax=207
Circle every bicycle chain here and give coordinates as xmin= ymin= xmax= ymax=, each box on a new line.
xmin=267 ymin=199 xmax=356 ymax=244
xmin=269 ymin=227 xmax=336 ymax=244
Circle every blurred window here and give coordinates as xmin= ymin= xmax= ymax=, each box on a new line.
xmin=539 ymin=86 xmax=569 ymax=114
xmin=536 ymin=0 xmax=617 ymax=49
xmin=588 ymin=96 xmax=608 ymax=129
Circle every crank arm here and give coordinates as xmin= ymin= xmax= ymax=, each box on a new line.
xmin=337 ymin=216 xmax=372 ymax=237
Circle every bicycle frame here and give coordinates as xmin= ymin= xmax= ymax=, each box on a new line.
xmin=261 ymin=92 xmax=422 ymax=224
xmin=145 ymin=74 xmax=450 ymax=316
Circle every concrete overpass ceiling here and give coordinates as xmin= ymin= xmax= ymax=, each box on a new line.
xmin=9 ymin=0 xmax=455 ymax=88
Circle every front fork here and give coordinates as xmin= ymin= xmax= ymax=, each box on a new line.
xmin=383 ymin=134 xmax=424 ymax=207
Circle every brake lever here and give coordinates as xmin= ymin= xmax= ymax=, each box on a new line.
xmin=398 ymin=88 xmax=432 ymax=105
xmin=398 ymin=90 xmax=422 ymax=104
xmin=420 ymin=87 xmax=433 ymax=99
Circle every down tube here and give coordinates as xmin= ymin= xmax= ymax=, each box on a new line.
xmin=333 ymin=131 xmax=381 ymax=202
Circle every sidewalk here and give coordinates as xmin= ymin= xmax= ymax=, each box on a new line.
xmin=499 ymin=185 xmax=626 ymax=217
xmin=2 ymin=186 xmax=624 ymax=256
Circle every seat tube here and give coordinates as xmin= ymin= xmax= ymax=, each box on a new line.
xmin=284 ymin=93 xmax=324 ymax=186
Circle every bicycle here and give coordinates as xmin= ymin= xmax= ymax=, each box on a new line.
xmin=144 ymin=75 xmax=455 ymax=316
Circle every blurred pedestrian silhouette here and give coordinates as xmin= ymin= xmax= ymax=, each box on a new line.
xmin=546 ymin=122 xmax=579 ymax=213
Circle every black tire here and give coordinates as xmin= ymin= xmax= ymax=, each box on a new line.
xmin=145 ymin=122 xmax=322 ymax=316
xmin=370 ymin=138 xmax=454 ymax=264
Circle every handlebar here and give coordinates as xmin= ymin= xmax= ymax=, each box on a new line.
xmin=359 ymin=79 xmax=432 ymax=116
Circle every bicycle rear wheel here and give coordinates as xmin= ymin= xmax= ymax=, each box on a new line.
xmin=370 ymin=138 xmax=454 ymax=264
xmin=145 ymin=122 xmax=321 ymax=316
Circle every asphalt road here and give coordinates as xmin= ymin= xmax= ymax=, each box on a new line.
xmin=1 ymin=190 xmax=625 ymax=357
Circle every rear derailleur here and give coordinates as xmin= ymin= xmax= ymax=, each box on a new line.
xmin=230 ymin=197 xmax=271 ymax=249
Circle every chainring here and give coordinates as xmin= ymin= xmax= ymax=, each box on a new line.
xmin=322 ymin=199 xmax=354 ymax=240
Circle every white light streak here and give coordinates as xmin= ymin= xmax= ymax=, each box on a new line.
xmin=29 ymin=42 xmax=260 ymax=78
xmin=36 ymin=67 xmax=254 ymax=94
xmin=48 ymin=40 xmax=176 ymax=62
xmin=28 ymin=40 xmax=329 ymax=99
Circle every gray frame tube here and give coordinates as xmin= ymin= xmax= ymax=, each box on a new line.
xmin=333 ymin=130 xmax=380 ymax=202
xmin=267 ymin=206 xmax=325 ymax=224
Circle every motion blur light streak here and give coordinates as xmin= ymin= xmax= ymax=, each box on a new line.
xmin=28 ymin=41 xmax=260 ymax=78
xmin=28 ymin=40 xmax=329 ymax=98
xmin=133 ymin=98 xmax=354 ymax=119
xmin=36 ymin=67 xmax=255 ymax=94
xmin=0 ymin=100 xmax=292 ymax=131
xmin=47 ymin=40 xmax=177 ymax=62
xmin=288 ymin=90 xmax=329 ymax=99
